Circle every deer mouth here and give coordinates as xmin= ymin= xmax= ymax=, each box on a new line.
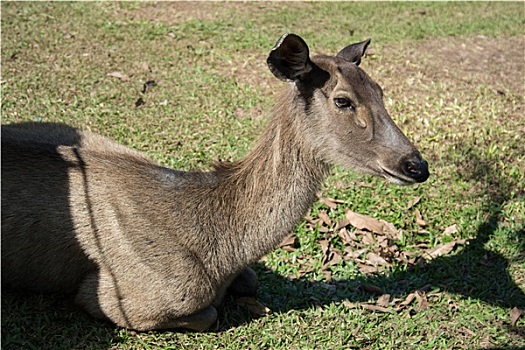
xmin=379 ymin=166 xmax=417 ymax=186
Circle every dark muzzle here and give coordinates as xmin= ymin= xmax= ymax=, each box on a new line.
xmin=402 ymin=154 xmax=429 ymax=183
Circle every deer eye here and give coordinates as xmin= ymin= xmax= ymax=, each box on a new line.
xmin=334 ymin=97 xmax=355 ymax=111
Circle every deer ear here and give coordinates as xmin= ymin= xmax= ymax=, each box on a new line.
xmin=267 ymin=33 xmax=313 ymax=82
xmin=336 ymin=38 xmax=371 ymax=66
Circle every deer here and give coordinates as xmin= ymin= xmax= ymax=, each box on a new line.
xmin=1 ymin=33 xmax=429 ymax=332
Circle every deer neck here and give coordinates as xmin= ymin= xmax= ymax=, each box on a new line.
xmin=210 ymin=90 xmax=330 ymax=271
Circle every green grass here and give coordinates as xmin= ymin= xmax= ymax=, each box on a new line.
xmin=2 ymin=2 xmax=524 ymax=349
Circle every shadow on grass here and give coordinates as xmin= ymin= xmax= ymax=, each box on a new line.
xmin=1 ymin=292 xmax=117 ymax=350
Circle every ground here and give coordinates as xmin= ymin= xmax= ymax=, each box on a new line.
xmin=1 ymin=2 xmax=524 ymax=349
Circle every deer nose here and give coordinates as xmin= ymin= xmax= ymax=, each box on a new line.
xmin=402 ymin=154 xmax=429 ymax=183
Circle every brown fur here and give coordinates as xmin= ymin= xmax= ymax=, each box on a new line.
xmin=1 ymin=34 xmax=428 ymax=331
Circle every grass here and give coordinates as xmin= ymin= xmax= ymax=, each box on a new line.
xmin=1 ymin=2 xmax=524 ymax=349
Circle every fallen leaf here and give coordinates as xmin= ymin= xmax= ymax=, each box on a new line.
xmin=319 ymin=238 xmax=330 ymax=255
xmin=377 ymin=235 xmax=390 ymax=248
xmin=460 ymin=327 xmax=476 ymax=337
xmin=362 ymin=231 xmax=375 ymax=245
xmin=107 ymin=71 xmax=129 ymax=81
xmin=377 ymin=294 xmax=391 ymax=308
xmin=415 ymin=209 xmax=427 ymax=227
xmin=342 ymin=300 xmax=358 ymax=309
xmin=318 ymin=226 xmax=330 ymax=233
xmin=319 ymin=197 xmax=339 ymax=209
xmin=366 ymin=252 xmax=391 ymax=267
xmin=345 ymin=209 xmax=399 ymax=239
xmin=336 ymin=227 xmax=353 ymax=244
xmin=361 ymin=304 xmax=394 ymax=314
xmin=334 ymin=218 xmax=351 ymax=231
xmin=322 ymin=269 xmax=332 ymax=281
xmin=402 ymin=293 xmax=417 ymax=306
xmin=358 ymin=263 xmax=378 ymax=274
xmin=396 ymin=293 xmax=416 ymax=311
xmin=320 ymin=239 xmax=343 ymax=271
xmin=236 ymin=297 xmax=271 ymax=316
xmin=424 ymin=240 xmax=466 ymax=260
xmin=510 ymin=307 xmax=524 ymax=326
xmin=443 ymin=224 xmax=459 ymax=235
xmin=406 ymin=196 xmax=421 ymax=210
xmin=304 ymin=214 xmax=318 ymax=225
xmin=279 ymin=233 xmax=299 ymax=252
xmin=318 ymin=210 xmax=332 ymax=226
xmin=345 ymin=247 xmax=368 ymax=259
xmin=415 ymin=290 xmax=429 ymax=311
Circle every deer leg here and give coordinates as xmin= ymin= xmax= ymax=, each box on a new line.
xmin=75 ymin=269 xmax=218 ymax=331
xmin=155 ymin=305 xmax=218 ymax=332
xmin=227 ymin=267 xmax=258 ymax=297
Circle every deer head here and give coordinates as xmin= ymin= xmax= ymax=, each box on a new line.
xmin=267 ymin=33 xmax=429 ymax=185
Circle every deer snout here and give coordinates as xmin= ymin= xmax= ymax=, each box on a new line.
xmin=401 ymin=153 xmax=429 ymax=183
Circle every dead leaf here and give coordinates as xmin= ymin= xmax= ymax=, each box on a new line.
xmin=358 ymin=263 xmax=378 ymax=274
xmin=319 ymin=197 xmax=341 ymax=209
xmin=318 ymin=226 xmax=330 ymax=233
xmin=318 ymin=210 xmax=332 ymax=226
xmin=377 ymin=235 xmax=389 ymax=248
xmin=415 ymin=290 xmax=429 ymax=311
xmin=366 ymin=252 xmax=391 ymax=267
xmin=362 ymin=231 xmax=375 ymax=245
xmin=342 ymin=300 xmax=358 ymax=309
xmin=406 ymin=196 xmax=421 ymax=210
xmin=510 ymin=307 xmax=524 ymax=326
xmin=320 ymin=239 xmax=343 ymax=271
xmin=377 ymin=294 xmax=391 ymax=308
xmin=334 ymin=218 xmax=351 ymax=231
xmin=395 ymin=293 xmax=416 ymax=312
xmin=424 ymin=240 xmax=466 ymax=260
xmin=336 ymin=227 xmax=353 ymax=244
xmin=345 ymin=247 xmax=368 ymax=259
xmin=345 ymin=209 xmax=399 ymax=239
xmin=415 ymin=209 xmax=427 ymax=227
xmin=322 ymin=269 xmax=332 ymax=281
xmin=304 ymin=214 xmax=318 ymax=225
xmin=279 ymin=234 xmax=299 ymax=252
xmin=107 ymin=71 xmax=129 ymax=81
xmin=443 ymin=224 xmax=459 ymax=235
xmin=319 ymin=239 xmax=329 ymax=255
xmin=361 ymin=304 xmax=394 ymax=314
xmin=236 ymin=297 xmax=271 ymax=316
xmin=348 ymin=229 xmax=359 ymax=242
